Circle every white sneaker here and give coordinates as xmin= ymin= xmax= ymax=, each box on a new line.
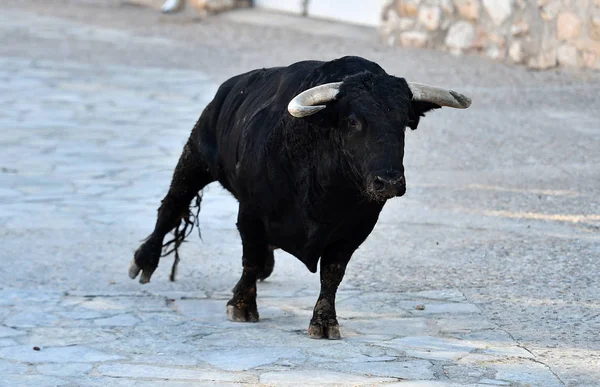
xmin=161 ymin=0 xmax=185 ymax=13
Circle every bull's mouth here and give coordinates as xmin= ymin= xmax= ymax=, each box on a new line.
xmin=367 ymin=175 xmax=406 ymax=201
xmin=367 ymin=185 xmax=406 ymax=201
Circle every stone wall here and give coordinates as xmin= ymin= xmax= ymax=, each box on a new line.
xmin=380 ymin=0 xmax=600 ymax=70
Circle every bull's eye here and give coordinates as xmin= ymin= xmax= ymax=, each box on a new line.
xmin=347 ymin=114 xmax=361 ymax=131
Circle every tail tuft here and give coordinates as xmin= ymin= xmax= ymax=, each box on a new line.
xmin=161 ymin=192 xmax=203 ymax=281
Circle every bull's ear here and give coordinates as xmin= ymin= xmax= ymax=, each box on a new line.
xmin=407 ymin=100 xmax=441 ymax=130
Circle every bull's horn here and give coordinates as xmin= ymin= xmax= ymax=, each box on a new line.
xmin=408 ymin=82 xmax=472 ymax=109
xmin=287 ymin=82 xmax=343 ymax=118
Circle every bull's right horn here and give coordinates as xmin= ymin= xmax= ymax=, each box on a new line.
xmin=287 ymin=82 xmax=343 ymax=118
xmin=408 ymin=82 xmax=472 ymax=109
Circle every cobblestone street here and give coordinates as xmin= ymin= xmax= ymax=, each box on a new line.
xmin=1 ymin=1 xmax=599 ymax=386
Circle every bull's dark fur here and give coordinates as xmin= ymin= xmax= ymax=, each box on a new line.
xmin=130 ymin=56 xmax=444 ymax=338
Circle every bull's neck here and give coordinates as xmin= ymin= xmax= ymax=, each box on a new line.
xmin=281 ymin=123 xmax=367 ymax=212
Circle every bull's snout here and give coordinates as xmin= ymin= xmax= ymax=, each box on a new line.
xmin=370 ymin=174 xmax=406 ymax=199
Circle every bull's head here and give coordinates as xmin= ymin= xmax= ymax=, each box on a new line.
xmin=287 ymin=73 xmax=471 ymax=202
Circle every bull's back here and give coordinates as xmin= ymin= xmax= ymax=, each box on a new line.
xmin=208 ymin=62 xmax=321 ymax=194
xmin=201 ymin=56 xmax=387 ymax=196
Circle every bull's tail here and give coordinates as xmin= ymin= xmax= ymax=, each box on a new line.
xmin=161 ymin=192 xmax=203 ymax=282
xmin=129 ymin=137 xmax=215 ymax=284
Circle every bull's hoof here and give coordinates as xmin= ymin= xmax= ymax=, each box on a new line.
xmin=129 ymin=240 xmax=161 ymax=284
xmin=128 ymin=257 xmax=156 ymax=284
xmin=128 ymin=259 xmax=141 ymax=279
xmin=226 ymin=303 xmax=259 ymax=322
xmin=308 ymin=321 xmax=341 ymax=340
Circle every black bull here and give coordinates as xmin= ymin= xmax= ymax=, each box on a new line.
xmin=128 ymin=56 xmax=471 ymax=339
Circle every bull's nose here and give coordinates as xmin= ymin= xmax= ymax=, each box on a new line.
xmin=372 ymin=175 xmax=406 ymax=198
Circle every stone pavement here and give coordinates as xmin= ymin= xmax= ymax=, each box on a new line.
xmin=1 ymin=1 xmax=599 ymax=386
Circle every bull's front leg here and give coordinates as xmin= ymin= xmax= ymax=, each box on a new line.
xmin=226 ymin=208 xmax=269 ymax=322
xmin=308 ymin=257 xmax=349 ymax=340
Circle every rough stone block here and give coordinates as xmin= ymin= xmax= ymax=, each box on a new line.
xmin=509 ymin=41 xmax=524 ymax=62
xmin=482 ymin=0 xmax=513 ymax=26
xmin=440 ymin=0 xmax=454 ymax=15
xmin=540 ymin=1 xmax=561 ymax=20
xmin=397 ymin=0 xmax=420 ymax=17
xmin=590 ymin=16 xmax=600 ymax=41
xmin=583 ymin=50 xmax=600 ymax=69
xmin=510 ymin=20 xmax=529 ymax=36
xmin=400 ymin=31 xmax=429 ymax=48
xmin=557 ymin=44 xmax=578 ymax=66
xmin=445 ymin=21 xmax=476 ymax=50
xmin=454 ymin=0 xmax=480 ymax=21
xmin=528 ymin=49 xmax=558 ymax=69
xmin=419 ymin=6 xmax=442 ymax=31
xmin=557 ymin=12 xmax=582 ymax=40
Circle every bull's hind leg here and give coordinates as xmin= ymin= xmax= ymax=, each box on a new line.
xmin=128 ymin=139 xmax=214 ymax=284
xmin=226 ymin=209 xmax=269 ymax=322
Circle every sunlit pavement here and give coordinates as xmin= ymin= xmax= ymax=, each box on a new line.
xmin=0 ymin=1 xmax=599 ymax=386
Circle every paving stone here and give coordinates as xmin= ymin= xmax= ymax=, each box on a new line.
xmin=0 ymin=374 xmax=68 ymax=386
xmin=0 ymin=338 xmax=19 ymax=347
xmin=79 ymin=296 xmax=169 ymax=312
xmin=405 ymin=289 xmax=467 ymax=302
xmin=478 ymin=345 xmax=534 ymax=359
xmin=22 ymin=327 xmax=119 ymax=347
xmin=197 ymin=347 xmax=305 ymax=371
xmin=319 ymin=359 xmax=435 ymax=380
xmin=378 ymin=336 xmax=482 ymax=361
xmin=457 ymin=330 xmax=514 ymax=344
xmin=0 ymin=325 xmax=25 ymax=338
xmin=336 ymin=296 xmax=412 ymax=318
xmin=434 ymin=317 xmax=497 ymax=333
xmin=37 ymin=362 xmax=93 ymax=377
xmin=491 ymin=360 xmax=563 ymax=387
xmin=57 ymin=312 xmax=115 ymax=326
xmin=260 ymin=370 xmax=395 ymax=385
xmin=175 ymin=299 xmax=229 ymax=322
xmin=384 ymin=382 xmax=485 ymax=387
xmin=198 ymin=326 xmax=305 ymax=348
xmin=443 ymin=364 xmax=489 ymax=383
xmin=96 ymin=363 xmax=250 ymax=382
xmin=136 ymin=312 xmax=188 ymax=326
xmin=402 ymin=302 xmax=480 ymax=315
xmin=478 ymin=378 xmax=510 ymax=385
xmin=4 ymin=312 xmax=60 ymax=328
xmin=0 ymin=345 xmax=124 ymax=363
xmin=78 ymin=379 xmax=239 ymax=387
xmin=93 ymin=314 xmax=140 ymax=326
xmin=127 ymin=353 xmax=200 ymax=367
xmin=304 ymin=341 xmax=393 ymax=363
xmin=0 ymin=359 xmax=29 ymax=374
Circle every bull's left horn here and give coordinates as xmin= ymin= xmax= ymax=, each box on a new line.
xmin=408 ymin=82 xmax=472 ymax=109
xmin=287 ymin=82 xmax=343 ymax=118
